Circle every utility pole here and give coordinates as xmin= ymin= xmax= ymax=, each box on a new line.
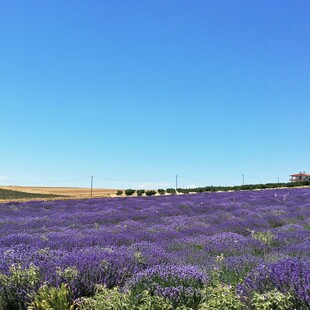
xmin=176 ymin=175 xmax=178 ymax=192
xmin=277 ymin=177 xmax=279 ymax=184
xmin=90 ymin=175 xmax=93 ymax=197
xmin=242 ymin=174 xmax=244 ymax=185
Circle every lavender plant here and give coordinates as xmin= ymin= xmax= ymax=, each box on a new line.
xmin=0 ymin=188 xmax=309 ymax=308
xmin=125 ymin=265 xmax=207 ymax=309
xmin=238 ymin=258 xmax=310 ymax=308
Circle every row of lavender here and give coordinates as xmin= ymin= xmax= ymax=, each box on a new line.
xmin=0 ymin=188 xmax=309 ymax=308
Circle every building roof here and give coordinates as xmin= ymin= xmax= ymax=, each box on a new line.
xmin=290 ymin=172 xmax=310 ymax=176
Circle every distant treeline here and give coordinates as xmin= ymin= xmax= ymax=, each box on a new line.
xmin=118 ymin=181 xmax=310 ymax=196
xmin=177 ymin=181 xmax=310 ymax=193
xmin=2 ymin=181 xmax=307 ymax=201
xmin=0 ymin=188 xmax=62 ymax=200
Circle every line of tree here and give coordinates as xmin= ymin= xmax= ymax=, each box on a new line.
xmin=177 ymin=181 xmax=310 ymax=193
xmin=115 ymin=181 xmax=310 ymax=197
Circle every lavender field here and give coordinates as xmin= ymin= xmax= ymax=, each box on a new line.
xmin=0 ymin=188 xmax=310 ymax=309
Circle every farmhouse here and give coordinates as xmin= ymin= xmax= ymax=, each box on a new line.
xmin=289 ymin=171 xmax=310 ymax=182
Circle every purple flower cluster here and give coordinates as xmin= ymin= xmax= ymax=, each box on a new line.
xmin=0 ymin=187 xmax=309 ymax=307
xmin=238 ymin=258 xmax=310 ymax=306
xmin=125 ymin=265 xmax=206 ymax=308
xmin=127 ymin=264 xmax=207 ymax=288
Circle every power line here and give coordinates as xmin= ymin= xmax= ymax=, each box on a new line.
xmin=178 ymin=175 xmax=242 ymax=182
xmin=93 ymin=175 xmax=175 ymax=183
xmin=245 ymin=175 xmax=277 ymax=180
xmin=0 ymin=174 xmax=288 ymax=188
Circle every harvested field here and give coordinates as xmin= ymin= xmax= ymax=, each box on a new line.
xmin=0 ymin=186 xmax=118 ymax=201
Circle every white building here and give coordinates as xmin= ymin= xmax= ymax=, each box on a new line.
xmin=289 ymin=171 xmax=310 ymax=182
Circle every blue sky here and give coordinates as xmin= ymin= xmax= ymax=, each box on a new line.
xmin=1 ymin=1 xmax=309 ymax=189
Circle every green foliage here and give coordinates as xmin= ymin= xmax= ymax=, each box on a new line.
xmin=77 ymin=286 xmax=128 ymax=309
xmin=209 ymin=254 xmax=224 ymax=285
xmin=28 ymin=284 xmax=74 ymax=310
xmin=0 ymin=263 xmax=40 ymax=310
xmin=166 ymin=188 xmax=176 ymax=194
xmin=134 ymin=251 xmax=145 ymax=265
xmin=176 ymin=180 xmax=310 ymax=194
xmin=221 ymin=262 xmax=258 ymax=286
xmin=250 ymin=289 xmax=293 ymax=310
xmin=77 ymin=286 xmax=173 ymax=310
xmin=199 ymin=254 xmax=244 ymax=310
xmin=129 ymin=269 xmax=205 ymax=309
xmin=0 ymin=188 xmax=61 ymax=200
xmin=116 ymin=190 xmax=123 ymax=196
xmin=199 ymin=284 xmax=244 ymax=310
xmin=136 ymin=190 xmax=145 ymax=196
xmin=125 ymin=189 xmax=136 ymax=196
xmin=56 ymin=266 xmax=79 ymax=287
xmin=133 ymin=290 xmax=173 ymax=310
xmin=252 ymin=231 xmax=274 ymax=246
xmin=117 ymin=181 xmax=310 ymax=197
xmin=193 ymin=243 xmax=204 ymax=251
xmin=145 ymin=190 xmax=156 ymax=196
xmin=157 ymin=189 xmax=166 ymax=195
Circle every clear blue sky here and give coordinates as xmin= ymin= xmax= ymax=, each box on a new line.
xmin=1 ymin=1 xmax=309 ymax=189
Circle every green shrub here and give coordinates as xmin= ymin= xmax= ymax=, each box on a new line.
xmin=250 ymin=289 xmax=293 ymax=310
xmin=136 ymin=190 xmax=145 ymax=196
xmin=134 ymin=290 xmax=173 ymax=310
xmin=28 ymin=283 xmax=74 ymax=310
xmin=0 ymin=263 xmax=40 ymax=310
xmin=77 ymin=286 xmax=128 ymax=309
xmin=157 ymin=189 xmax=166 ymax=195
xmin=199 ymin=284 xmax=244 ymax=310
xmin=166 ymin=188 xmax=176 ymax=194
xmin=174 ymin=180 xmax=310 ymax=195
xmin=56 ymin=266 xmax=79 ymax=289
xmin=125 ymin=189 xmax=136 ymax=196
xmin=77 ymin=286 xmax=172 ymax=310
xmin=0 ymin=188 xmax=62 ymax=200
xmin=221 ymin=261 xmax=259 ymax=286
xmin=134 ymin=251 xmax=145 ymax=265
xmin=145 ymin=190 xmax=156 ymax=196
xmin=116 ymin=190 xmax=123 ymax=196
xmin=199 ymin=255 xmax=244 ymax=309
xmin=252 ymin=231 xmax=274 ymax=246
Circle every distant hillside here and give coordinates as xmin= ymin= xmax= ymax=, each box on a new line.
xmin=0 ymin=187 xmax=62 ymax=200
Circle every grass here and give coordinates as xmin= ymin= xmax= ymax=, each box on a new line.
xmin=0 ymin=188 xmax=63 ymax=200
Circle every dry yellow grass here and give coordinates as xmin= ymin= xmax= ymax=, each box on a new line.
xmin=0 ymin=186 xmax=118 ymax=199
